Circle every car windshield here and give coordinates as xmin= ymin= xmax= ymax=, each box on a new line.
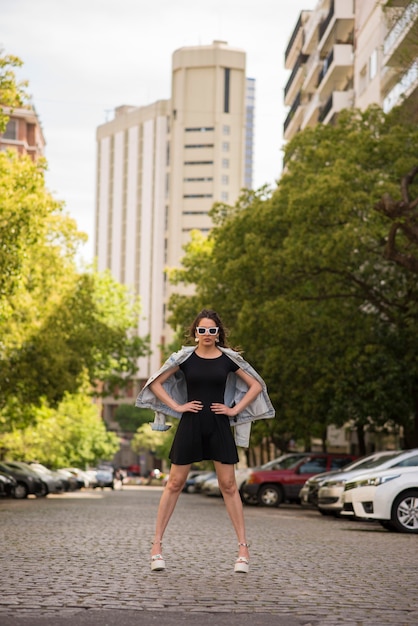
xmin=340 ymin=451 xmax=402 ymax=472
xmin=261 ymin=455 xmax=306 ymax=471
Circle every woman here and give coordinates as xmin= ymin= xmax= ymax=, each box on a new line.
xmin=135 ymin=309 xmax=275 ymax=573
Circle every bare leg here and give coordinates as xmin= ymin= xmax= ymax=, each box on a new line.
xmin=214 ymin=461 xmax=250 ymax=562
xmin=151 ymin=463 xmax=191 ymax=557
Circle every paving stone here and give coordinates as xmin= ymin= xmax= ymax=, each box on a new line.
xmin=0 ymin=486 xmax=416 ymax=625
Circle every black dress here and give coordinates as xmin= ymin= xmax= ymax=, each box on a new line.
xmin=169 ymin=351 xmax=240 ymax=465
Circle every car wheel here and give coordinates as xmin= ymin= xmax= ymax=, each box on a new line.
xmin=240 ymin=487 xmax=258 ymax=506
xmin=14 ymin=482 xmax=28 ymax=499
xmin=37 ymin=482 xmax=48 ymax=497
xmin=390 ymin=489 xmax=418 ymax=534
xmin=258 ymin=483 xmax=284 ymax=507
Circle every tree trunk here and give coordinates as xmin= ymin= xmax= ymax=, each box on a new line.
xmin=356 ymin=424 xmax=366 ymax=456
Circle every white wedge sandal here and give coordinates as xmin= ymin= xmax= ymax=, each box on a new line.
xmin=150 ymin=540 xmax=165 ymax=571
xmin=234 ymin=542 xmax=250 ymax=573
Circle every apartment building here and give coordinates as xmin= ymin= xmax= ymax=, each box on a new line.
xmin=283 ymin=0 xmax=418 ymax=142
xmin=95 ymin=41 xmax=254 ymax=388
xmin=0 ymin=105 xmax=45 ymax=159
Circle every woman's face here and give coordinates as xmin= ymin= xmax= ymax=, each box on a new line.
xmin=195 ymin=317 xmax=219 ymax=346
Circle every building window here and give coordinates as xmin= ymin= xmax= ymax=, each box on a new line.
xmin=224 ymin=68 xmax=230 ymax=113
xmin=182 ymin=210 xmax=209 ymax=215
xmin=184 ymin=144 xmax=214 ymax=148
xmin=223 ymin=125 xmax=230 ymax=135
xmin=222 ymin=175 xmax=229 ymax=184
xmin=184 ymin=177 xmax=213 ymax=182
xmin=222 ymin=142 xmax=229 ymax=152
xmin=185 ymin=127 xmax=214 ymax=132
xmin=184 ymin=161 xmax=214 ymax=165
xmin=3 ymin=119 xmax=18 ymax=140
xmin=222 ymin=158 xmax=229 ymax=168
xmin=369 ymin=49 xmax=377 ymax=80
xmin=221 ymin=191 xmax=229 ymax=201
xmin=183 ymin=194 xmax=213 ymax=198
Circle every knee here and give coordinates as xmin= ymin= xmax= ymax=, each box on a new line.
xmin=166 ymin=475 xmax=185 ymax=494
xmin=219 ymin=478 xmax=238 ymax=498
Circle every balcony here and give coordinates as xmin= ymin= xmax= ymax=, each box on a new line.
xmin=283 ymin=91 xmax=304 ymax=140
xmin=285 ymin=11 xmax=307 ymax=69
xmin=317 ymin=44 xmax=354 ymax=96
xmin=318 ymin=0 xmax=354 ymax=51
xmin=384 ymin=2 xmax=418 ymax=67
xmin=318 ymin=89 xmax=354 ymax=124
xmin=301 ymin=92 xmax=321 ymax=130
xmin=383 ymin=61 xmax=418 ymax=112
xmin=284 ymin=53 xmax=308 ymax=105
xmin=302 ymin=10 xmax=321 ymax=55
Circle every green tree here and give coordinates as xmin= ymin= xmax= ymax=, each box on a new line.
xmin=167 ymin=107 xmax=418 ymax=451
xmin=113 ymin=404 xmax=154 ymax=433
xmin=0 ymin=51 xmax=27 ymax=132
xmin=0 ymin=387 xmax=119 ymax=468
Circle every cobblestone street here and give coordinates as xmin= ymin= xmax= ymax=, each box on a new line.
xmin=0 ymin=486 xmax=417 ymax=625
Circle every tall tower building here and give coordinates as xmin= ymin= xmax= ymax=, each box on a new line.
xmin=95 ymin=41 xmax=254 ymax=389
xmin=283 ymin=0 xmax=418 ymax=142
xmin=166 ymin=41 xmax=251 ymax=316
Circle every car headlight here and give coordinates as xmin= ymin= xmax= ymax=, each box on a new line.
xmin=355 ymin=473 xmax=401 ymax=488
xmin=324 ymin=480 xmax=345 ymax=488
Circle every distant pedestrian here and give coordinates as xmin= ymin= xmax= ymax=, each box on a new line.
xmin=136 ymin=309 xmax=275 ymax=573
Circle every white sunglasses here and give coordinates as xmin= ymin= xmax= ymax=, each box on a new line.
xmin=196 ymin=326 xmax=219 ymax=335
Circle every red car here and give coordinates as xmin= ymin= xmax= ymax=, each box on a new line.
xmin=242 ymin=453 xmax=357 ymax=507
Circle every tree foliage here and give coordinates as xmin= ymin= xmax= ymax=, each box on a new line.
xmin=0 ymin=387 xmax=120 ymax=468
xmin=113 ymin=404 xmax=154 ymax=433
xmin=0 ymin=51 xmax=28 ymax=132
xmin=167 ymin=107 xmax=418 ymax=452
xmin=0 ymin=50 xmax=149 ymax=453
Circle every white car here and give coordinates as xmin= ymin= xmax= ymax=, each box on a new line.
xmin=342 ymin=466 xmax=418 ymax=533
xmin=316 ymin=448 xmax=418 ymax=515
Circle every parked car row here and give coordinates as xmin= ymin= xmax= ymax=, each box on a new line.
xmin=181 ymin=449 xmax=418 ymax=534
xmin=0 ymin=461 xmax=117 ymax=499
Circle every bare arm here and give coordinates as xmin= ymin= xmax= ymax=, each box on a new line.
xmin=211 ymin=368 xmax=262 ymax=417
xmin=149 ymin=366 xmax=203 ymax=414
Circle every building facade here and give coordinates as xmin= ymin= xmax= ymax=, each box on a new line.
xmin=283 ymin=0 xmax=418 ymax=142
xmin=95 ymin=41 xmax=254 ymax=387
xmin=0 ymin=105 xmax=45 ymax=159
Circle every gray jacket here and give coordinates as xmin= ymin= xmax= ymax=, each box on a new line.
xmin=135 ymin=346 xmax=275 ymax=447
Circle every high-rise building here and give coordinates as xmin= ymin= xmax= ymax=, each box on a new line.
xmin=283 ymin=0 xmax=418 ymax=142
xmin=95 ymin=41 xmax=254 ymax=389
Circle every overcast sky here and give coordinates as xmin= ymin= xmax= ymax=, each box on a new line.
xmin=2 ymin=0 xmax=318 ymax=262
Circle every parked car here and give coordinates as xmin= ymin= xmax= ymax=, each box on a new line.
xmin=62 ymin=467 xmax=97 ymax=489
xmin=0 ymin=471 xmax=16 ymax=498
xmin=193 ymin=471 xmax=217 ymax=493
xmin=94 ymin=466 xmax=114 ymax=490
xmin=241 ymin=453 xmax=356 ymax=507
xmin=299 ymin=450 xmax=400 ymax=510
xmin=201 ymin=454 xmax=311 ymax=499
xmin=0 ymin=461 xmax=47 ymax=499
xmin=342 ymin=466 xmax=418 ymax=533
xmin=316 ymin=448 xmax=418 ymax=516
xmin=182 ymin=470 xmax=209 ymax=493
xmin=56 ymin=469 xmax=80 ymax=491
xmin=27 ymin=462 xmax=65 ymax=494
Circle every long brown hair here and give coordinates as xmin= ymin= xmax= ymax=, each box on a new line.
xmin=188 ymin=309 xmax=229 ymax=347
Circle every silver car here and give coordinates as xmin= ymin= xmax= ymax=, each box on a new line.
xmin=316 ymin=449 xmax=418 ymax=515
xmin=300 ymin=451 xmax=397 ymax=510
